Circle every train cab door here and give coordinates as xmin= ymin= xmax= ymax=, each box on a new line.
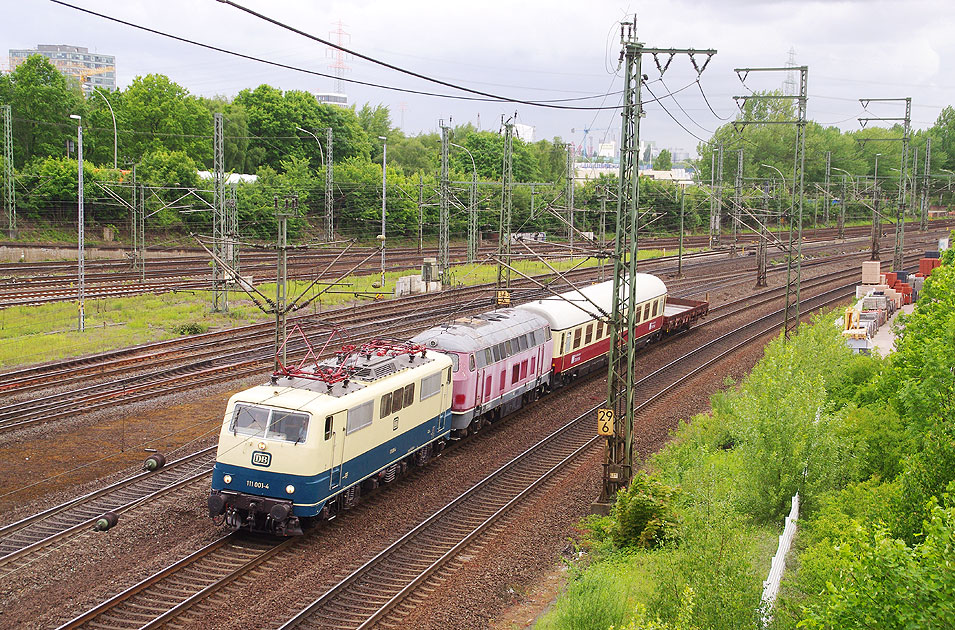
xmin=327 ymin=411 xmax=347 ymax=491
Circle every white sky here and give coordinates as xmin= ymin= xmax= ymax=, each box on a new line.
xmin=4 ymin=0 xmax=955 ymax=157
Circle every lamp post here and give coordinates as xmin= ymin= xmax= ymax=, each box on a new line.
xmin=92 ymin=88 xmax=117 ymax=169
xmin=450 ymin=142 xmax=478 ymax=262
xmin=70 ymin=114 xmax=85 ymax=332
xmin=295 ymin=126 xmax=325 ymax=165
xmin=378 ymin=136 xmax=387 ymax=289
xmin=831 ymin=167 xmax=852 ymax=239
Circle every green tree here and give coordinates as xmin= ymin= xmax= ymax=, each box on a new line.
xmin=652 ymin=149 xmax=673 ymax=171
xmin=236 ymin=85 xmax=371 ymax=171
xmin=800 ymin=503 xmax=955 ymax=630
xmin=200 ymin=96 xmax=249 ymax=172
xmin=118 ymin=74 xmax=211 ymax=165
xmin=5 ymin=55 xmax=83 ymax=167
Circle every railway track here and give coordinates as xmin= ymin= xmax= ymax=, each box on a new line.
xmin=0 ymin=448 xmax=216 ymax=575
xmin=52 ymin=262 xmax=866 ymax=630
xmin=1 ymin=220 xmax=948 ymax=308
xmin=0 ymin=232 xmax=939 ymax=435
xmin=0 ymin=252 xmax=887 ymax=571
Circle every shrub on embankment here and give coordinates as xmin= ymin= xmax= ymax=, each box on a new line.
xmin=538 ymin=239 xmax=955 ymax=630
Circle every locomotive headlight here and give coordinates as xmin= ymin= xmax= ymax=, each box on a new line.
xmin=223 ymin=474 xmax=233 ymax=484
xmin=285 ymin=484 xmax=295 ymax=494
xmin=257 ymin=441 xmax=267 ymax=451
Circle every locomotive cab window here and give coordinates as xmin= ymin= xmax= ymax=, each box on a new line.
xmin=380 ymin=392 xmax=392 ymax=418
xmin=267 ymin=410 xmax=309 ymax=443
xmin=469 ymin=354 xmax=477 ymax=371
xmin=450 ymin=353 xmax=460 ymax=372
xmin=324 ymin=415 xmax=333 ymax=440
xmin=231 ymin=403 xmax=310 ymax=444
xmin=231 ymin=404 xmax=269 ymax=437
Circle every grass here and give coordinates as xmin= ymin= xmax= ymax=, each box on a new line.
xmin=536 ymin=553 xmax=660 ymax=630
xmin=0 ymin=248 xmax=678 ymax=369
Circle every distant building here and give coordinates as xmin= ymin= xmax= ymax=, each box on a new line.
xmin=8 ymin=44 xmax=115 ymax=94
xmin=597 ymin=141 xmax=617 ymax=159
xmin=315 ymin=92 xmax=348 ymax=107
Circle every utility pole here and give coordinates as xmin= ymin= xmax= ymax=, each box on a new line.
xmin=824 ymin=151 xmax=831 ymax=225
xmin=871 ymin=153 xmax=881 ymax=261
xmin=566 ymin=143 xmax=575 ymax=251
xmin=895 ymin=99 xmax=912 ymax=272
xmin=839 ymin=175 xmax=847 ymax=239
xmin=212 ymin=112 xmax=227 ymax=312
xmin=597 ymin=18 xmax=715 ymax=507
xmin=3 ymin=105 xmax=15 ymax=238
xmin=379 ymin=135 xmax=387 ymax=289
xmin=497 ymin=116 xmax=515 ymax=291
xmin=732 ymin=148 xmax=742 ymax=255
xmin=711 ymin=143 xmax=723 ymax=247
xmin=274 ymin=196 xmax=295 ymax=371
xmin=920 ymin=138 xmax=931 ymax=231
xmin=325 ymin=127 xmax=334 ymax=241
xmin=417 ymin=173 xmax=424 ymax=254
xmin=858 ymin=97 xmax=911 ymax=272
xmin=756 ymin=180 xmax=768 ymax=287
xmin=598 ymin=186 xmax=608 ymax=281
xmin=70 ymin=114 xmax=85 ymax=332
xmin=439 ymin=121 xmax=451 ymax=282
xmin=677 ymin=185 xmax=685 ymax=278
xmin=227 ymin=183 xmax=239 ymax=277
xmin=135 ymin=181 xmax=145 ymax=282
xmin=734 ymin=64 xmax=808 ymax=339
xmin=468 ymin=164 xmax=477 ymax=263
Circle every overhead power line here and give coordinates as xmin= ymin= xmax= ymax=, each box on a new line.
xmin=52 ymin=0 xmax=618 ymax=110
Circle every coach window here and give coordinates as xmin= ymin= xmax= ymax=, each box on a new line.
xmin=404 ymin=383 xmax=415 ymax=407
xmin=393 ymin=388 xmax=406 ymax=413
xmin=324 ymin=415 xmax=333 ymax=440
xmin=574 ymin=328 xmax=582 ymax=349
xmin=512 ymin=363 xmax=520 ymax=383
xmin=563 ymin=333 xmax=572 ymax=354
xmin=485 ymin=348 xmax=493 ymax=365
xmin=643 ymin=303 xmax=651 ymax=322
xmin=585 ymin=323 xmax=593 ymax=345
xmin=492 ymin=345 xmax=502 ymax=362
xmin=500 ymin=370 xmax=506 ymax=388
xmin=596 ymin=321 xmax=604 ymax=339
xmin=505 ymin=340 xmax=513 ymax=356
xmin=651 ymin=299 xmax=658 ymax=318
xmin=380 ymin=392 xmax=392 ymax=418
xmin=421 ymin=372 xmax=441 ymax=400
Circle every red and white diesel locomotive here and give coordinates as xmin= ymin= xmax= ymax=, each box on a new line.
xmin=411 ymin=274 xmax=707 ymax=438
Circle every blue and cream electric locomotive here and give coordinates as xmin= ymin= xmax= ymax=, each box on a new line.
xmin=208 ymin=337 xmax=452 ymax=535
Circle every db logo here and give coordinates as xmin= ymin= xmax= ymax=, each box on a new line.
xmin=251 ymin=451 xmax=272 ymax=467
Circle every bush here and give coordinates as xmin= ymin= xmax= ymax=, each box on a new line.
xmin=172 ymin=322 xmax=208 ymax=335
xmin=610 ymin=472 xmax=679 ymax=548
